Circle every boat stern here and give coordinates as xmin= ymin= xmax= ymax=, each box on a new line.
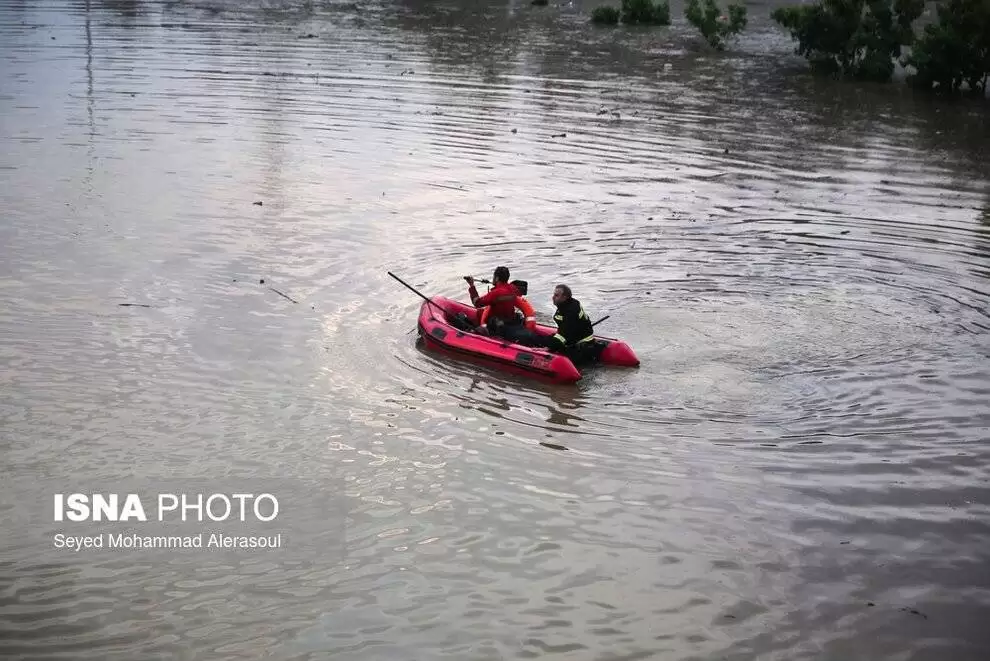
xmin=598 ymin=340 xmax=640 ymax=367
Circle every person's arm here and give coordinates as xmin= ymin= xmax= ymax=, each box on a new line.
xmin=470 ymin=286 xmax=500 ymax=308
xmin=516 ymin=296 xmax=536 ymax=330
xmin=466 ymin=276 xmax=489 ymax=307
xmin=547 ymin=333 xmax=566 ymax=353
xmin=546 ymin=305 xmax=569 ymax=351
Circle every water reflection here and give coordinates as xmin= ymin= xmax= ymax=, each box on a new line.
xmin=974 ymin=200 xmax=990 ymax=281
xmin=391 ymin=0 xmax=527 ymax=83
xmin=256 ymin=37 xmax=290 ymax=210
xmin=544 ymin=384 xmax=586 ymax=427
xmin=4 ymin=0 xmax=30 ymax=20
xmin=98 ymin=0 xmax=140 ymax=19
xmin=82 ymin=0 xmax=96 ymax=193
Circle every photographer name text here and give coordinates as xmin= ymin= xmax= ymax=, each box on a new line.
xmin=53 ymin=532 xmax=282 ymax=551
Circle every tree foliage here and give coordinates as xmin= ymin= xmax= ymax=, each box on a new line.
xmin=590 ymin=0 xmax=670 ymax=26
xmin=621 ymin=0 xmax=671 ymax=25
xmin=902 ymin=0 xmax=990 ymax=94
xmin=771 ymin=0 xmax=923 ymax=81
xmin=685 ymin=0 xmax=748 ymax=51
xmin=591 ymin=6 xmax=621 ymax=24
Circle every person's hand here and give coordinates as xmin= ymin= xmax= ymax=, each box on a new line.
xmin=464 ymin=276 xmax=474 ymax=286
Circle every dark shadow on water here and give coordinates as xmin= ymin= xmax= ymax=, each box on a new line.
xmin=388 ymin=0 xmax=528 ymax=84
xmin=974 ymin=195 xmax=990 ymax=280
xmin=4 ymin=0 xmax=30 ymax=19
xmin=82 ymin=0 xmax=96 ymax=193
xmin=543 ymin=383 xmax=589 ymax=428
xmin=97 ymin=0 xmax=140 ymax=18
xmin=158 ymin=0 xmax=367 ymax=29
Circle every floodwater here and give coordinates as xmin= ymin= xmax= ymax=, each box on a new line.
xmin=2 ymin=0 xmax=989 ymax=659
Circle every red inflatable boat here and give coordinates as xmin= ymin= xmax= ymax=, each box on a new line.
xmin=416 ymin=296 xmax=639 ymax=384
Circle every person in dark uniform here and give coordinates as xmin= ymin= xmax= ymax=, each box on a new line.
xmin=537 ymin=284 xmax=600 ymax=363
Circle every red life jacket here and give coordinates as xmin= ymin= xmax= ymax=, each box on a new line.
xmin=469 ymin=281 xmax=520 ymax=322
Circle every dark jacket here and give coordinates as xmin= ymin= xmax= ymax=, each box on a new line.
xmin=549 ymin=297 xmax=594 ymax=350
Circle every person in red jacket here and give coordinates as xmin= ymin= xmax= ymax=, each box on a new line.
xmin=465 ymin=266 xmax=535 ymax=340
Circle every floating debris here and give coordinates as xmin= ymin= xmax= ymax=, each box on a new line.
xmin=269 ymin=287 xmax=298 ymax=304
xmin=900 ymin=607 xmax=928 ymax=619
xmin=427 ymin=183 xmax=466 ymax=192
xmin=118 ymin=303 xmax=152 ymax=308
xmin=540 ymin=442 xmax=568 ymax=451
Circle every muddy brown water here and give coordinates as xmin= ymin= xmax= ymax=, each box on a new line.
xmin=2 ymin=1 xmax=989 ymax=660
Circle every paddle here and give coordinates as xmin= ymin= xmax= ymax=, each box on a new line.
xmin=387 ymin=271 xmax=446 ymax=321
xmin=592 ymin=315 xmax=609 ymax=327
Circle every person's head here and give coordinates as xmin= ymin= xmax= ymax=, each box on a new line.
xmin=552 ymin=284 xmax=572 ymax=306
xmin=493 ymin=266 xmax=510 ymax=285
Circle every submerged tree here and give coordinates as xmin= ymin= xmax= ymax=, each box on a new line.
xmin=591 ymin=6 xmax=621 ymax=24
xmin=902 ymin=0 xmax=990 ymax=95
xmin=771 ymin=0 xmax=923 ymax=82
xmin=590 ymin=0 xmax=670 ymax=26
xmin=685 ymin=0 xmax=748 ymax=51
xmin=621 ymin=0 xmax=671 ymax=25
